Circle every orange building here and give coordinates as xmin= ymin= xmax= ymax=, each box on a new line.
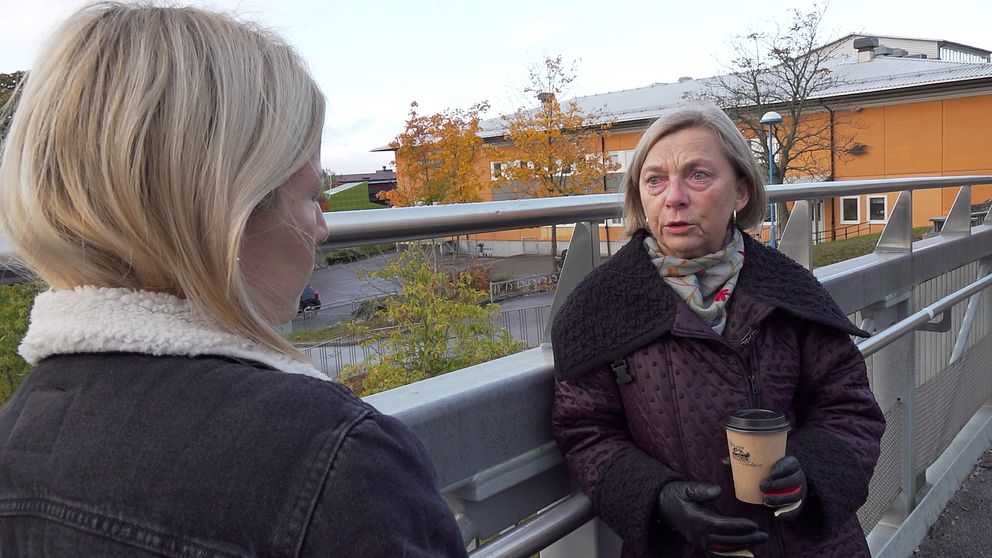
xmin=388 ymin=35 xmax=992 ymax=257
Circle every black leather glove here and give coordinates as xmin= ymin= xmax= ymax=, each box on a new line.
xmin=657 ymin=481 xmax=768 ymax=555
xmin=759 ymin=456 xmax=807 ymax=520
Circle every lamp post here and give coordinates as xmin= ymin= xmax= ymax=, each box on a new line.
xmin=760 ymin=111 xmax=783 ymax=248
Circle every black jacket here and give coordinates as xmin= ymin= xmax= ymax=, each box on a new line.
xmin=0 ymin=353 xmax=468 ymax=557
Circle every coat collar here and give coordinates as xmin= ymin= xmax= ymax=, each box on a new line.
xmin=19 ymin=286 xmax=329 ymax=381
xmin=551 ymin=229 xmax=868 ymax=380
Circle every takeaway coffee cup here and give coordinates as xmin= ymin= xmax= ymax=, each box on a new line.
xmin=724 ymin=409 xmax=790 ymax=505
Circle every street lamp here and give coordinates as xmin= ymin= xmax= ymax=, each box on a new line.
xmin=760 ymin=111 xmax=783 ymax=248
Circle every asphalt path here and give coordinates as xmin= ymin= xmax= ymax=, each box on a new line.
xmin=308 ymin=251 xmax=399 ymax=306
xmin=914 ymin=448 xmax=992 ymax=557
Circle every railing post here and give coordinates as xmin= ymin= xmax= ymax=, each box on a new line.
xmin=778 ymin=199 xmax=812 ymax=269
xmin=862 ymin=290 xmax=920 ymax=517
xmin=875 ymin=191 xmax=913 ymax=253
xmin=939 ymin=186 xmax=973 ymax=237
xmin=543 ymin=222 xmax=601 ymax=343
xmin=865 ymin=188 xmax=922 ymax=517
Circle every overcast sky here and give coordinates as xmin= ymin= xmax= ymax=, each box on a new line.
xmin=2 ymin=0 xmax=990 ymax=173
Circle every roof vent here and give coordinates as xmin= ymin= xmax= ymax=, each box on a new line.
xmin=677 ymin=76 xmax=694 ymax=83
xmin=873 ymin=46 xmax=894 ymax=57
xmin=853 ymin=36 xmax=879 ymax=50
xmin=854 ymin=36 xmax=879 ymax=62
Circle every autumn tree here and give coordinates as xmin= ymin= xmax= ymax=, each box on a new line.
xmin=498 ymin=56 xmax=618 ymax=271
xmin=385 ymin=100 xmax=491 ymax=207
xmin=342 ymin=249 xmax=523 ymax=396
xmin=1 ymin=71 xmax=26 ymax=140
xmin=689 ymin=4 xmax=859 ymax=229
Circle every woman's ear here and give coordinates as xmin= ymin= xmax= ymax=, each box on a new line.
xmin=735 ymin=179 xmax=751 ymax=212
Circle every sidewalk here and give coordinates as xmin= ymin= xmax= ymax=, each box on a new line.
xmin=914 ymin=448 xmax=992 ymax=557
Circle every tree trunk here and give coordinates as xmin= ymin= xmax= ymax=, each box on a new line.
xmin=776 ymin=201 xmax=790 ymax=242
xmin=550 ymin=224 xmax=559 ymax=275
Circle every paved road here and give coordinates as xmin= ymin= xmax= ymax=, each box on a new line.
xmin=309 ymin=251 xmax=399 ymax=305
xmin=914 ymin=448 xmax=992 ymax=557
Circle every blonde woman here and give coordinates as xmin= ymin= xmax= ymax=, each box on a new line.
xmin=0 ymin=4 xmax=467 ymax=556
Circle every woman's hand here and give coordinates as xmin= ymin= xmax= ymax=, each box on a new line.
xmin=759 ymin=456 xmax=807 ymax=520
xmin=656 ymin=481 xmax=768 ymax=555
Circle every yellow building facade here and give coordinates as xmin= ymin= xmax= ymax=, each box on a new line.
xmin=390 ymin=36 xmax=992 ymax=258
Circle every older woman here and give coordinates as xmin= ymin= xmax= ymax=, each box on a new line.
xmin=0 ymin=4 xmax=466 ymax=556
xmin=551 ymin=105 xmax=885 ymax=558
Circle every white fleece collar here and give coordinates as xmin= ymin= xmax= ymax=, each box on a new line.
xmin=19 ymin=286 xmax=328 ymax=381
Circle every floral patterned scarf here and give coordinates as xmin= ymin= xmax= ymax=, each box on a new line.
xmin=644 ymin=228 xmax=746 ymax=335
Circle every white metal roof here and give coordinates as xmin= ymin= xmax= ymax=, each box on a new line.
xmin=476 ymin=55 xmax=992 ymax=139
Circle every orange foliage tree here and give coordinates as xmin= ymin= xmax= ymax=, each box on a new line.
xmin=384 ymin=100 xmax=491 ymax=207
xmin=497 ymin=56 xmax=617 ymax=270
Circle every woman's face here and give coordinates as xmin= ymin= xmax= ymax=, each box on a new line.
xmin=241 ymin=149 xmax=329 ymax=324
xmin=638 ymin=126 xmax=749 ymax=259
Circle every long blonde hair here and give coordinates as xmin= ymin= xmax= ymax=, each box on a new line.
xmin=0 ymin=2 xmax=325 ymax=362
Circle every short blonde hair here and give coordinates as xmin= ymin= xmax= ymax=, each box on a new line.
xmin=623 ymin=104 xmax=767 ymax=236
xmin=0 ymin=2 xmax=324 ymax=362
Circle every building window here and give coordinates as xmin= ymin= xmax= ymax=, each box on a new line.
xmin=840 ymin=196 xmax=860 ymax=224
xmin=490 ymin=161 xmax=502 ymax=180
xmin=868 ymin=195 xmax=887 ymax=223
xmin=606 ymin=150 xmax=635 ymax=173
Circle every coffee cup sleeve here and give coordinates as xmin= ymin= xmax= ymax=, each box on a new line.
xmin=771 ymin=499 xmax=802 ymax=517
xmin=709 ymin=550 xmax=754 ymax=557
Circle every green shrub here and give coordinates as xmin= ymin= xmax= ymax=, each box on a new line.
xmin=0 ymin=282 xmax=45 ymax=405
xmin=343 ymin=249 xmax=523 ymax=396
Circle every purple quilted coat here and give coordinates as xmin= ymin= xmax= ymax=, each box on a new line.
xmin=551 ymin=229 xmax=885 ymax=558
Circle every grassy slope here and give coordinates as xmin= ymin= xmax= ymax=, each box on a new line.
xmin=813 ymin=227 xmax=930 ymax=267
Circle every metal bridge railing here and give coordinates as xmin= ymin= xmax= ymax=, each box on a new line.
xmin=3 ymin=175 xmax=992 ymax=558
xmin=352 ymin=175 xmax=992 ymax=558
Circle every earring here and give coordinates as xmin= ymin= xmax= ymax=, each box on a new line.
xmin=732 ymin=210 xmax=738 ymax=225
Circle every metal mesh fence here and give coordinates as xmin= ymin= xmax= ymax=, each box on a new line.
xmin=913 ymin=333 xmax=992 ymax=473
xmin=859 ymin=404 xmax=904 ymax=533
xmin=913 ymin=262 xmax=988 ymax=386
xmin=856 ymin=261 xmax=991 ymax=533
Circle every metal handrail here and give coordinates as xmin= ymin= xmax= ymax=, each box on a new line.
xmin=1 ymin=176 xmax=990 ymax=255
xmin=469 ymin=494 xmax=594 ymax=558
xmin=317 ymin=175 xmax=992 ymax=249
xmin=857 ymin=271 xmax=992 ymax=357
xmin=766 ymin=175 xmax=992 ymax=201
